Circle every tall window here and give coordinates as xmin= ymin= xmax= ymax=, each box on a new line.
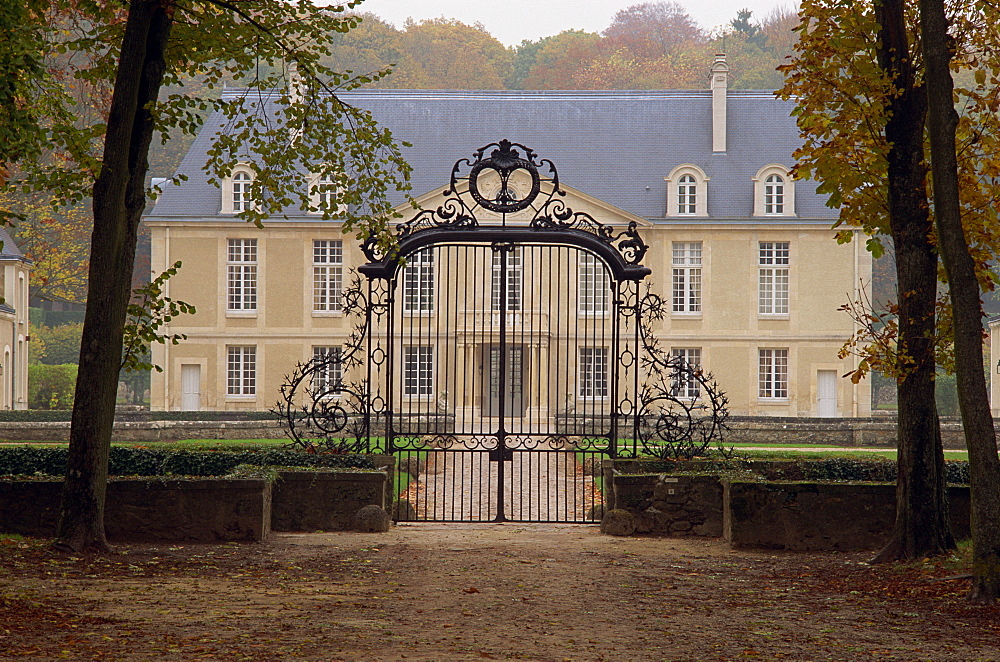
xmin=313 ymin=240 xmax=343 ymax=312
xmin=677 ymin=174 xmax=697 ymax=215
xmin=402 ymin=249 xmax=434 ymax=312
xmin=227 ymin=239 xmax=257 ymax=311
xmin=233 ymin=171 xmax=252 ymax=212
xmin=312 ymin=346 xmax=343 ymax=395
xmin=579 ymin=347 xmax=609 ymax=398
xmin=764 ymin=174 xmax=785 ymax=214
xmin=670 ymin=348 xmax=702 ymax=399
xmin=758 ymin=348 xmax=788 ymax=399
xmin=758 ymin=241 xmax=789 ymax=315
xmin=403 ymin=346 xmax=434 ymax=396
xmin=491 ymin=248 xmax=522 ymax=312
xmin=578 ymin=252 xmax=609 ymax=314
xmin=227 ymin=346 xmax=256 ymax=396
xmin=672 ymin=242 xmax=702 ymax=313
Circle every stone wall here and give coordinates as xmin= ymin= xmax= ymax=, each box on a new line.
xmin=271 ymin=471 xmax=386 ymax=532
xmin=0 ymin=414 xmax=977 ymax=447
xmin=610 ymin=473 xmax=722 ymax=536
xmin=725 ymin=482 xmax=971 ymax=551
xmin=0 ymin=478 xmax=272 ymax=542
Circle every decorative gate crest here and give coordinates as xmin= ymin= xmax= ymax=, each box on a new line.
xmin=276 ymin=140 xmax=729 ymax=522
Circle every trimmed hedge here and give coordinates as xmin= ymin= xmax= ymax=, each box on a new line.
xmin=618 ymin=457 xmax=970 ymax=485
xmin=0 ymin=446 xmax=374 ymax=477
xmin=0 ymin=410 xmax=281 ymax=422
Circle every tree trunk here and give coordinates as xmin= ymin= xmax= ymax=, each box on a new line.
xmin=919 ymin=0 xmax=1000 ymax=603
xmin=54 ymin=0 xmax=174 ymax=553
xmin=870 ymin=0 xmax=955 ymax=563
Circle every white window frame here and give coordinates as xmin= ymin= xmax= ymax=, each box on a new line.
xmin=671 ymin=242 xmax=702 ymax=314
xmin=403 ymin=346 xmax=434 ymax=397
xmin=308 ymin=170 xmax=346 ymax=216
xmin=578 ymin=347 xmax=609 ymax=399
xmin=758 ymin=348 xmax=789 ymax=400
xmin=402 ymin=249 xmax=434 ymax=314
xmin=670 ymin=348 xmax=702 ymax=399
xmin=227 ymin=238 xmax=257 ymax=313
xmin=492 ymin=248 xmax=523 ymax=312
xmin=221 ymin=164 xmax=255 ymax=214
xmin=311 ymin=346 xmax=343 ymax=397
xmin=664 ymin=164 xmax=709 ymax=217
xmin=753 ymin=164 xmax=795 ymax=217
xmin=227 ymin=345 xmax=257 ymax=397
xmin=758 ymin=241 xmax=789 ymax=316
xmin=578 ymin=252 xmax=610 ymax=315
xmin=312 ymin=240 xmax=343 ymax=314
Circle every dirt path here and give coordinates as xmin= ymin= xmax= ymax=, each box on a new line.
xmin=2 ymin=525 xmax=998 ymax=661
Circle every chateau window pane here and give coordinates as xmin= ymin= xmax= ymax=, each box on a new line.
xmin=578 ymin=252 xmax=609 ymax=314
xmin=491 ymin=248 xmax=522 ymax=312
xmin=402 ymin=249 xmax=434 ymax=313
xmin=312 ymin=346 xmax=343 ymax=395
xmin=678 ymin=174 xmax=697 ymax=215
xmin=758 ymin=348 xmax=788 ymax=399
xmin=313 ymin=240 xmax=343 ymax=312
xmin=579 ymin=347 xmax=609 ymax=398
xmin=227 ymin=345 xmax=256 ymax=396
xmin=227 ymin=239 xmax=257 ymax=311
xmin=764 ymin=174 xmax=785 ymax=215
xmin=403 ymin=346 xmax=434 ymax=396
xmin=670 ymin=348 xmax=702 ymax=399
xmin=758 ymin=241 xmax=789 ymax=315
xmin=672 ymin=242 xmax=702 ymax=313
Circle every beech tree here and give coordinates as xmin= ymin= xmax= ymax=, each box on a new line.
xmin=3 ymin=0 xmax=411 ymax=553
xmin=780 ymin=0 xmax=955 ymax=561
xmin=919 ymin=0 xmax=1000 ymax=603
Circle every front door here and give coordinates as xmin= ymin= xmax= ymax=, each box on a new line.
xmin=817 ymin=370 xmax=837 ymax=417
xmin=484 ymin=345 xmax=524 ymax=417
xmin=181 ymin=364 xmax=201 ymax=411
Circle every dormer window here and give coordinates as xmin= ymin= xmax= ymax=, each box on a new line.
xmin=664 ymin=165 xmax=709 ymax=217
xmin=678 ymin=174 xmax=697 ymax=215
xmin=753 ymin=165 xmax=795 ymax=217
xmin=233 ymin=172 xmax=252 ymax=212
xmin=221 ymin=164 xmax=256 ymax=214
xmin=764 ymin=174 xmax=785 ymax=214
xmin=309 ymin=170 xmax=345 ymax=216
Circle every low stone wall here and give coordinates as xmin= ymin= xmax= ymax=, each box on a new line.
xmin=272 ymin=470 xmax=387 ymax=532
xmin=610 ymin=473 xmax=722 ymax=536
xmin=0 ymin=414 xmax=979 ymax=447
xmin=0 ymin=478 xmax=272 ymax=542
xmin=725 ymin=482 xmax=971 ymax=551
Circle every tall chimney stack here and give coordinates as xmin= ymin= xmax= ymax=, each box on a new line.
xmin=710 ymin=54 xmax=729 ymax=153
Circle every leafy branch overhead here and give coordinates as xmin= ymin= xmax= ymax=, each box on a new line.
xmin=121 ymin=261 xmax=194 ymax=374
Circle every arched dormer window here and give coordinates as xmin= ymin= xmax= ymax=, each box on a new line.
xmin=221 ymin=164 xmax=256 ymax=214
xmin=664 ymin=165 xmax=709 ymax=217
xmin=753 ymin=164 xmax=795 ymax=217
xmin=308 ymin=170 xmax=346 ymax=217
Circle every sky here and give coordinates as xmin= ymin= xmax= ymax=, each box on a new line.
xmin=349 ymin=0 xmax=798 ymax=46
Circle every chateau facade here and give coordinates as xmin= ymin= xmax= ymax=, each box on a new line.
xmin=145 ymin=58 xmax=872 ymax=418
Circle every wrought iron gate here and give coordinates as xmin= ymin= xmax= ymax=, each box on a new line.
xmin=275 ymin=140 xmax=728 ymax=523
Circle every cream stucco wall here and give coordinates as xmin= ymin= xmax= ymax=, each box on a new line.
xmin=0 ymin=259 xmax=31 ymax=409
xmin=148 ymin=189 xmax=871 ymax=417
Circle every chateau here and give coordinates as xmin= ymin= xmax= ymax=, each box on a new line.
xmin=145 ymin=57 xmax=872 ymax=418
xmin=0 ymin=226 xmax=31 ymax=409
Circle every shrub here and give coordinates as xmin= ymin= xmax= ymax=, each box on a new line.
xmin=0 ymin=446 xmax=375 ymax=477
xmin=27 ymin=364 xmax=78 ymax=410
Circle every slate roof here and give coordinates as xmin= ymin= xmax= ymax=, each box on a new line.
xmin=0 ymin=225 xmax=24 ymax=258
xmin=147 ymin=89 xmax=835 ymax=222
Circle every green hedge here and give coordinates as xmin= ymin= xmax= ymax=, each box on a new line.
xmin=619 ymin=457 xmax=971 ymax=484
xmin=0 ymin=446 xmax=374 ymax=477
xmin=0 ymin=410 xmax=281 ymax=422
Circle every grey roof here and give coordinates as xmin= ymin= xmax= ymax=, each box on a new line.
xmin=0 ymin=225 xmax=24 ymax=258
xmin=148 ymin=89 xmax=835 ymax=222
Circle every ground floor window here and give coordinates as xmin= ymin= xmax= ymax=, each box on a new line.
xmin=403 ymin=346 xmax=434 ymax=396
xmin=312 ymin=346 xmax=343 ymax=396
xmin=579 ymin=347 xmax=609 ymax=398
xmin=758 ymin=348 xmax=788 ymax=399
xmin=670 ymin=348 xmax=702 ymax=399
xmin=227 ymin=345 xmax=256 ymax=396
